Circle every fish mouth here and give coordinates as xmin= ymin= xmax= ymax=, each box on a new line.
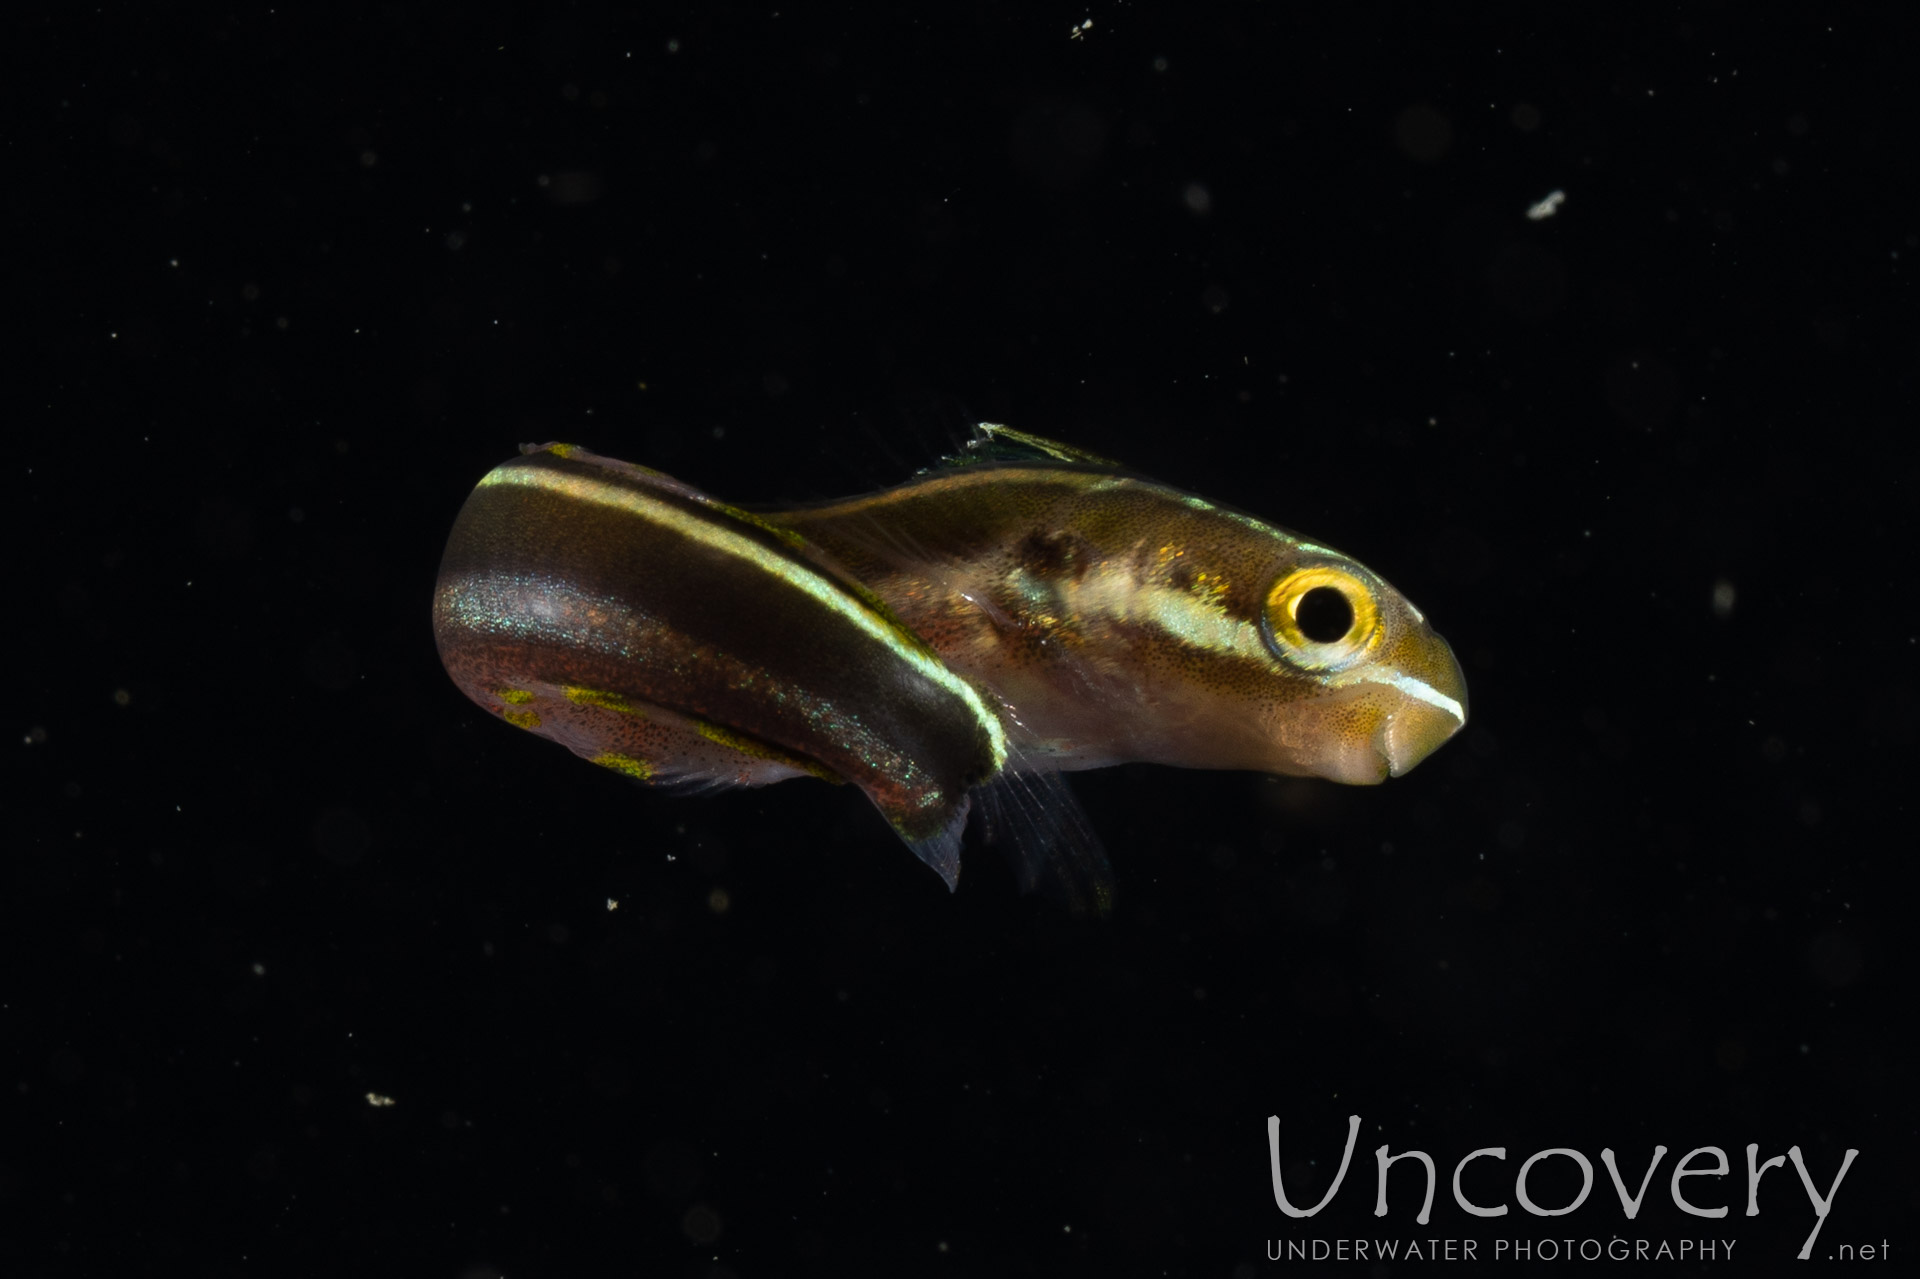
xmin=1379 ymin=690 xmax=1467 ymax=777
xmin=1326 ymin=628 xmax=1469 ymax=779
xmin=1373 ymin=632 xmax=1468 ymax=777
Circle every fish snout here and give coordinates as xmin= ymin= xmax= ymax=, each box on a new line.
xmin=1375 ymin=630 xmax=1468 ymax=777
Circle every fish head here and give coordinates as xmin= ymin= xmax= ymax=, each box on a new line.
xmin=1250 ymin=557 xmax=1468 ymax=784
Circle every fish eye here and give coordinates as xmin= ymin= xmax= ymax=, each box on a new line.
xmin=1262 ymin=566 xmax=1381 ymax=670
xmin=1294 ymin=586 xmax=1354 ymax=643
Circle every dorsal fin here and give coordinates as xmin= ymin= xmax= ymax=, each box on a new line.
xmin=939 ymin=422 xmax=1123 ymax=471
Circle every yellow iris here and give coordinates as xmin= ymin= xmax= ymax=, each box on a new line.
xmin=1262 ymin=566 xmax=1380 ymax=670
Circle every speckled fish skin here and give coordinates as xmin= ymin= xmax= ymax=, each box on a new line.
xmin=432 ymin=444 xmax=1005 ymax=886
xmin=777 ymin=427 xmax=1467 ymax=787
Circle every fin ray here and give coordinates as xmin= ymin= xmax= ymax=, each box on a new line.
xmin=972 ymin=768 xmax=1116 ymax=917
xmin=941 ymin=422 xmax=1123 ymax=470
xmin=902 ymin=793 xmax=972 ymax=891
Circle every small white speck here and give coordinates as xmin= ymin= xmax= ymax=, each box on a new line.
xmin=1526 ymin=188 xmax=1567 ymax=221
xmin=1711 ymin=578 xmax=1736 ymax=618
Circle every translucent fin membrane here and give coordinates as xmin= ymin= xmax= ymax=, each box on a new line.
xmin=902 ymin=795 xmax=972 ymax=891
xmin=972 ymin=770 xmax=1115 ymax=917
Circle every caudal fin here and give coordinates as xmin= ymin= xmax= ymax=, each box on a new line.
xmin=900 ymin=793 xmax=973 ymax=891
xmin=972 ymin=770 xmax=1115 ymax=917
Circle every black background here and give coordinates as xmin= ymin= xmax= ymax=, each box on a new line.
xmin=12 ymin=5 xmax=1915 ymax=1274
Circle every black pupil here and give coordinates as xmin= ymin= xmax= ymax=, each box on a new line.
xmin=1295 ymin=586 xmax=1354 ymax=643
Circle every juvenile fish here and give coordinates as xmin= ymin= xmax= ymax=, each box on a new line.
xmin=432 ymin=427 xmax=1467 ymax=897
